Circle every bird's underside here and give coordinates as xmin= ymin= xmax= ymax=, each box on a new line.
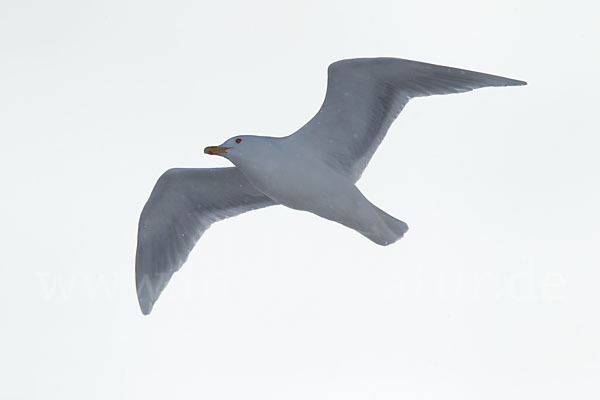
xmin=136 ymin=57 xmax=526 ymax=314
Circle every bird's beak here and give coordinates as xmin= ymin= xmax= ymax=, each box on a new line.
xmin=204 ymin=146 xmax=230 ymax=155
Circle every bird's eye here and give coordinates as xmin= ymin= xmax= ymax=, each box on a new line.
xmin=235 ymin=138 xmax=242 ymax=144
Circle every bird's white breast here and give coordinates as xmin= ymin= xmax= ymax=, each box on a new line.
xmin=231 ymin=138 xmax=352 ymax=212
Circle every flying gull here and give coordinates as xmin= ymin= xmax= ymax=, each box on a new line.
xmin=136 ymin=57 xmax=526 ymax=314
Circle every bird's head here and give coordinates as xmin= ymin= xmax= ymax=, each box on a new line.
xmin=204 ymin=135 xmax=276 ymax=163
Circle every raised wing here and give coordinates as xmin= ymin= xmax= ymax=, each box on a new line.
xmin=136 ymin=167 xmax=276 ymax=315
xmin=289 ymin=58 xmax=526 ymax=182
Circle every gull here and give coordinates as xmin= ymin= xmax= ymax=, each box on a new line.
xmin=136 ymin=57 xmax=525 ymax=314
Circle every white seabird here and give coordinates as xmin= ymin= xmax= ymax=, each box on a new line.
xmin=136 ymin=57 xmax=526 ymax=314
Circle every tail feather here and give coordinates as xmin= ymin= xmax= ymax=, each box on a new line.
xmin=361 ymin=207 xmax=409 ymax=246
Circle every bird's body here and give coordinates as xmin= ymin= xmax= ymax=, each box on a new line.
xmin=136 ymin=57 xmax=526 ymax=314
xmin=226 ymin=135 xmax=408 ymax=245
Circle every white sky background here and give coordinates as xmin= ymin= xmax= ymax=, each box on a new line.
xmin=1 ymin=0 xmax=599 ymax=398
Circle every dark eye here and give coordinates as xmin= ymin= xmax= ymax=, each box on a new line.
xmin=235 ymin=138 xmax=242 ymax=144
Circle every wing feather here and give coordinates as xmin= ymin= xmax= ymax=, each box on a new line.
xmin=135 ymin=167 xmax=276 ymax=314
xmin=289 ymin=58 xmax=526 ymax=182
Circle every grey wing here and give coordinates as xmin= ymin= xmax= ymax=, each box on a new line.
xmin=135 ymin=167 xmax=276 ymax=315
xmin=289 ymin=58 xmax=526 ymax=182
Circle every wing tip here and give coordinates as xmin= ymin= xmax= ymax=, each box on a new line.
xmin=140 ymin=303 xmax=153 ymax=315
xmin=328 ymin=57 xmax=528 ymax=87
xmin=137 ymin=289 xmax=155 ymax=315
xmin=505 ymin=78 xmax=527 ymax=86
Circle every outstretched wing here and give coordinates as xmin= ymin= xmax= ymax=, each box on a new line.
xmin=135 ymin=167 xmax=276 ymax=315
xmin=289 ymin=58 xmax=526 ymax=182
